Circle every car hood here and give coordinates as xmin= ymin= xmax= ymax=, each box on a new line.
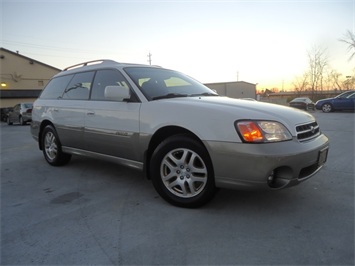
xmin=141 ymin=96 xmax=317 ymax=142
xmin=153 ymin=96 xmax=315 ymax=126
xmin=316 ymin=97 xmax=334 ymax=103
xmin=149 ymin=96 xmax=315 ymax=130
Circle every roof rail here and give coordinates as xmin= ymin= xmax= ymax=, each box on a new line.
xmin=63 ymin=59 xmax=118 ymax=71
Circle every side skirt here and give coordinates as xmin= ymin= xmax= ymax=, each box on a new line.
xmin=62 ymin=146 xmax=144 ymax=170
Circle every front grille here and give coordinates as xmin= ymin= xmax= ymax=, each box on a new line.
xmin=296 ymin=121 xmax=320 ymax=141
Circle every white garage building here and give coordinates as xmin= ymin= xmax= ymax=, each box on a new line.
xmin=205 ymin=81 xmax=256 ymax=99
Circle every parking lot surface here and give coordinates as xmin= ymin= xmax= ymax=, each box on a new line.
xmin=1 ymin=111 xmax=354 ymax=265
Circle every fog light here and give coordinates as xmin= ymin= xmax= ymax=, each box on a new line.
xmin=267 ymin=171 xmax=274 ymax=182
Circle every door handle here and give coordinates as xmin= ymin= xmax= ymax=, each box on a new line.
xmin=87 ymin=111 xmax=95 ymax=115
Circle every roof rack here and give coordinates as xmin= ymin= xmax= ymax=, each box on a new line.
xmin=63 ymin=59 xmax=118 ymax=71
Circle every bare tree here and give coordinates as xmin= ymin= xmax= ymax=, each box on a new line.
xmin=292 ymin=72 xmax=308 ymax=96
xmin=343 ymin=71 xmax=355 ymax=90
xmin=339 ymin=30 xmax=355 ymax=62
xmin=307 ymin=46 xmax=328 ymax=95
xmin=326 ymin=69 xmax=343 ymax=91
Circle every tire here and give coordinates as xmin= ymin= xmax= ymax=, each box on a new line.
xmin=7 ymin=116 xmax=12 ymax=125
xmin=19 ymin=116 xmax=25 ymax=125
xmin=322 ymin=103 xmax=333 ymax=113
xmin=150 ymin=135 xmax=217 ymax=208
xmin=41 ymin=125 xmax=71 ymax=166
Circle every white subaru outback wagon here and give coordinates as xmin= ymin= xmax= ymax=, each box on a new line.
xmin=31 ymin=60 xmax=329 ymax=208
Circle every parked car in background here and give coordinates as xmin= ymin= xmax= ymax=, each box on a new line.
xmin=30 ymin=60 xmax=329 ymax=208
xmin=7 ymin=103 xmax=33 ymax=125
xmin=239 ymin=98 xmax=257 ymax=101
xmin=315 ymin=91 xmax=355 ymax=113
xmin=0 ymin=107 xmax=13 ymax=122
xmin=289 ymin=97 xmax=315 ymax=111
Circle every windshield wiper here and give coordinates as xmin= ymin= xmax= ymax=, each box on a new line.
xmin=152 ymin=93 xmax=188 ymax=100
xmin=189 ymin=92 xmax=219 ymax=97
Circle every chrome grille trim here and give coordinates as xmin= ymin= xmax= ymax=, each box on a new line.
xmin=296 ymin=121 xmax=321 ymax=142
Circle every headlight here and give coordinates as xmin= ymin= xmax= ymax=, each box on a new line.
xmin=235 ymin=120 xmax=292 ymax=143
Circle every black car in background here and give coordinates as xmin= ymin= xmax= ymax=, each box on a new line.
xmin=0 ymin=107 xmax=13 ymax=122
xmin=289 ymin=97 xmax=315 ymax=111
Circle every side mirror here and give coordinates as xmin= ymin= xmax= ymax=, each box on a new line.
xmin=104 ymin=86 xmax=130 ymax=101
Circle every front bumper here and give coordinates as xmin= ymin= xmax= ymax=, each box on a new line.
xmin=204 ymin=134 xmax=329 ymax=190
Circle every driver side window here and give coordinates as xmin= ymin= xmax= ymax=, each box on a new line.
xmin=91 ymin=69 xmax=133 ymax=101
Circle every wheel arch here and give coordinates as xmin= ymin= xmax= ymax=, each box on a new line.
xmin=144 ymin=126 xmax=209 ymax=179
xmin=38 ymin=120 xmax=56 ymax=150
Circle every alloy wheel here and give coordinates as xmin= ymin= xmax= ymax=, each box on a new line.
xmin=160 ymin=148 xmax=208 ymax=198
xmin=44 ymin=131 xmax=58 ymax=161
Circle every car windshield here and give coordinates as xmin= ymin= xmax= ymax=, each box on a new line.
xmin=124 ymin=67 xmax=218 ymax=101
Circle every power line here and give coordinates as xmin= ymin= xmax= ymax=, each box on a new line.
xmin=147 ymin=52 xmax=152 ymax=65
xmin=2 ymin=39 xmax=133 ymax=56
xmin=2 ymin=40 xmax=99 ymax=54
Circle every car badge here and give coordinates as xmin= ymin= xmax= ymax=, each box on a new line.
xmin=310 ymin=126 xmax=315 ymax=134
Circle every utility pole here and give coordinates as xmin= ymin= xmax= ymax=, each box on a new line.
xmin=147 ymin=52 xmax=152 ymax=65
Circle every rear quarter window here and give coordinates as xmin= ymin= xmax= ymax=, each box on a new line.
xmin=40 ymin=75 xmax=73 ymax=99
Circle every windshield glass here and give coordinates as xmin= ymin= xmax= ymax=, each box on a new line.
xmin=124 ymin=67 xmax=218 ymax=101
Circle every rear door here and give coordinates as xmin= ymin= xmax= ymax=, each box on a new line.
xmin=39 ymin=71 xmax=95 ymax=150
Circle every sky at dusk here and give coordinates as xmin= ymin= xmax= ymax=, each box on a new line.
xmin=1 ymin=0 xmax=354 ymax=90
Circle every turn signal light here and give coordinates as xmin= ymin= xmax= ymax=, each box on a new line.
xmin=237 ymin=121 xmax=263 ymax=142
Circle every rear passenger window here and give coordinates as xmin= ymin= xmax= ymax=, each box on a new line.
xmin=91 ymin=69 xmax=131 ymax=101
xmin=62 ymin=71 xmax=94 ymax=100
xmin=40 ymin=75 xmax=73 ymax=99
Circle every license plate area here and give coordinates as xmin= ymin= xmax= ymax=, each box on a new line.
xmin=318 ymin=147 xmax=328 ymax=167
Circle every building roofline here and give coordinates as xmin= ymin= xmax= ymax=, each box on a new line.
xmin=0 ymin=47 xmax=61 ymax=72
xmin=204 ymin=81 xmax=256 ymax=86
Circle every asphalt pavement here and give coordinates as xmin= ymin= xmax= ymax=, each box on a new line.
xmin=1 ymin=111 xmax=354 ymax=265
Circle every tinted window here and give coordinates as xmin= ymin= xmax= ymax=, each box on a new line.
xmin=40 ymin=75 xmax=73 ymax=99
xmin=91 ymin=69 xmax=131 ymax=101
xmin=337 ymin=91 xmax=354 ymax=99
xmin=62 ymin=71 xmax=94 ymax=100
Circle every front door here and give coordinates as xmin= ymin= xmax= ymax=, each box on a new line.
xmin=84 ymin=69 xmax=141 ymax=161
